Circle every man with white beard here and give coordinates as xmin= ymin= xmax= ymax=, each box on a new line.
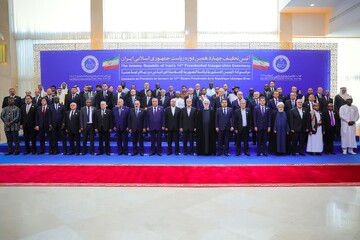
xmin=339 ymin=98 xmax=359 ymax=154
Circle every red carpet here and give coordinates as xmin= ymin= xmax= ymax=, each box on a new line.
xmin=1 ymin=164 xmax=360 ymax=187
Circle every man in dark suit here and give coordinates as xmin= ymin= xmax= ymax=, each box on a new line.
xmin=248 ymin=91 xmax=260 ymax=145
xmin=80 ymin=99 xmax=96 ymax=155
xmin=2 ymin=88 xmax=22 ymax=108
xmin=20 ymin=95 xmax=37 ymax=154
xmin=113 ymin=98 xmax=130 ymax=155
xmin=319 ymin=90 xmax=333 ymax=113
xmin=289 ymin=99 xmax=309 ymax=156
xmin=139 ymin=82 xmax=151 ymax=99
xmin=231 ymin=91 xmax=245 ymax=111
xmin=65 ymin=86 xmax=82 ymax=111
xmin=322 ymin=103 xmax=338 ymax=154
xmin=261 ymin=84 xmax=272 ymax=102
xmin=126 ymin=89 xmax=141 ymax=109
xmin=141 ymin=90 xmax=153 ymax=111
xmin=253 ymin=96 xmax=271 ymax=156
xmin=44 ymin=88 xmax=55 ymax=106
xmin=213 ymin=88 xmax=230 ymax=110
xmin=267 ymin=91 xmax=283 ymax=153
xmin=33 ymin=89 xmax=42 ymax=107
xmin=94 ymin=101 xmax=113 ymax=155
xmin=234 ymin=99 xmax=252 ymax=156
xmin=35 ymin=98 xmax=51 ymax=154
xmin=164 ymin=98 xmax=181 ymax=155
xmin=165 ymin=85 xmax=176 ymax=99
xmin=180 ymin=98 xmax=197 ymax=155
xmin=94 ymin=83 xmax=113 ymax=109
xmin=112 ymin=84 xmax=128 ymax=107
xmin=146 ymin=98 xmax=164 ymax=156
xmin=314 ymin=87 xmax=324 ymax=104
xmin=303 ymin=94 xmax=316 ymax=112
xmin=152 ymin=83 xmax=162 ymax=98
xmin=184 ymin=88 xmax=198 ymax=108
xmin=158 ymin=89 xmax=170 ymax=109
xmin=48 ymin=96 xmax=66 ymax=155
xmin=128 ymin=100 xmax=146 ymax=156
xmin=215 ymin=98 xmax=234 ymax=156
xmin=64 ymin=102 xmax=81 ymax=155
xmin=284 ymin=93 xmax=297 ymax=113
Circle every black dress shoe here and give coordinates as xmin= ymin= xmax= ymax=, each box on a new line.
xmin=106 ymin=152 xmax=111 ymax=156
xmin=37 ymin=151 xmax=45 ymax=155
xmin=32 ymin=151 xmax=37 ymax=155
xmin=263 ymin=152 xmax=268 ymax=156
xmin=217 ymin=152 xmax=222 ymax=156
xmin=140 ymin=152 xmax=144 ymax=156
xmin=330 ymin=152 xmax=336 ymax=155
xmin=23 ymin=152 xmax=30 ymax=155
xmin=96 ymin=152 xmax=103 ymax=156
xmin=82 ymin=152 xmax=87 ymax=155
xmin=299 ymin=153 xmax=305 ymax=156
xmin=149 ymin=152 xmax=156 ymax=156
xmin=14 ymin=151 xmax=20 ymax=155
xmin=175 ymin=152 xmax=180 ymax=155
xmin=292 ymin=153 xmax=296 ymax=156
xmin=118 ymin=152 xmax=123 ymax=156
xmin=157 ymin=152 xmax=162 ymax=156
xmin=123 ymin=152 xmax=128 ymax=155
xmin=235 ymin=152 xmax=240 ymax=156
xmin=257 ymin=153 xmax=261 ymax=156
xmin=167 ymin=152 xmax=172 ymax=155
xmin=131 ymin=152 xmax=138 ymax=156
xmin=5 ymin=152 xmax=13 ymax=156
xmin=245 ymin=152 xmax=250 ymax=156
xmin=224 ymin=152 xmax=230 ymax=156
xmin=76 ymin=153 xmax=80 ymax=156
xmin=183 ymin=152 xmax=188 ymax=156
xmin=90 ymin=151 xmax=94 ymax=155
xmin=54 ymin=151 xmax=59 ymax=155
xmin=63 ymin=152 xmax=67 ymax=155
xmin=68 ymin=152 xmax=75 ymax=155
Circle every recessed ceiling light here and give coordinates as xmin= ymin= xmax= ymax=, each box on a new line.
xmin=310 ymin=3 xmax=315 ymax=7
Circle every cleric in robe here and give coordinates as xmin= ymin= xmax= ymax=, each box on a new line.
xmin=196 ymin=99 xmax=216 ymax=156
xmin=273 ymin=102 xmax=289 ymax=155
xmin=339 ymin=98 xmax=359 ymax=155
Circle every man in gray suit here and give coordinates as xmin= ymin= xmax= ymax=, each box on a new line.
xmin=80 ymin=99 xmax=97 ymax=155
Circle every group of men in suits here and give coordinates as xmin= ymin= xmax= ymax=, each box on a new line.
xmin=1 ymin=82 xmax=352 ymax=156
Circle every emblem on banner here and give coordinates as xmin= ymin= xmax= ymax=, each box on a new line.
xmin=272 ymin=55 xmax=290 ymax=73
xmin=81 ymin=55 xmax=99 ymax=73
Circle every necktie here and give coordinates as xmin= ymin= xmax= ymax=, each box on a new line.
xmin=261 ymin=106 xmax=264 ymax=115
xmin=101 ymin=110 xmax=104 ymax=117
xmin=70 ymin=110 xmax=73 ymax=120
xmin=26 ymin=104 xmax=30 ymax=114
xmin=103 ymin=91 xmax=106 ymax=99
xmin=292 ymin=101 xmax=295 ymax=108
xmin=135 ymin=108 xmax=139 ymax=117
xmin=55 ymin=104 xmax=58 ymax=111
xmin=330 ymin=111 xmax=335 ymax=126
xmin=118 ymin=108 xmax=122 ymax=116
xmin=153 ymin=107 xmax=156 ymax=115
xmin=42 ymin=106 xmax=46 ymax=115
xmin=223 ymin=108 xmax=226 ymax=115
xmin=256 ymin=100 xmax=259 ymax=106
xmin=87 ymin=107 xmax=90 ymax=123
xmin=275 ymin=99 xmax=277 ymax=106
xmin=132 ymin=97 xmax=135 ymax=104
xmin=72 ymin=95 xmax=75 ymax=100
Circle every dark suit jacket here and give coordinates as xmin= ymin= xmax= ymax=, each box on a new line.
xmin=234 ymin=108 xmax=252 ymax=132
xmin=215 ymin=107 xmax=233 ymax=131
xmin=152 ymin=88 xmax=162 ymax=98
xmin=112 ymin=92 xmax=128 ymax=107
xmin=35 ymin=105 xmax=51 ymax=129
xmin=65 ymin=110 xmax=80 ymax=133
xmin=128 ymin=108 xmax=146 ymax=132
xmin=126 ymin=96 xmax=141 ymax=108
xmin=49 ymin=104 xmax=66 ymax=128
xmin=179 ymin=107 xmax=197 ymax=131
xmin=80 ymin=106 xmax=96 ymax=129
xmin=231 ymin=99 xmax=246 ymax=111
xmin=139 ymin=89 xmax=151 ymax=99
xmin=322 ymin=110 xmax=338 ymax=132
xmin=33 ymin=96 xmax=42 ymax=107
xmin=94 ymin=109 xmax=113 ymax=132
xmin=141 ymin=96 xmax=153 ymax=109
xmin=158 ymin=96 xmax=171 ymax=109
xmin=267 ymin=98 xmax=283 ymax=113
xmin=112 ymin=106 xmax=130 ymax=131
xmin=213 ymin=97 xmax=230 ymax=110
xmin=147 ymin=106 xmax=164 ymax=131
xmin=253 ymin=105 xmax=271 ymax=130
xmin=165 ymin=91 xmax=176 ymax=99
xmin=2 ymin=95 xmax=22 ymax=108
xmin=284 ymin=99 xmax=297 ymax=113
xmin=94 ymin=90 xmax=113 ymax=109
xmin=164 ymin=106 xmax=181 ymax=131
xmin=20 ymin=104 xmax=37 ymax=127
xmin=184 ymin=95 xmax=198 ymax=108
xmin=289 ymin=107 xmax=309 ymax=132
xmin=319 ymin=97 xmax=333 ymax=112
xmin=65 ymin=94 xmax=82 ymax=111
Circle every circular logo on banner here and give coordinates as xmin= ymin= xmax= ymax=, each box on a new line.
xmin=81 ymin=55 xmax=99 ymax=73
xmin=272 ymin=55 xmax=290 ymax=73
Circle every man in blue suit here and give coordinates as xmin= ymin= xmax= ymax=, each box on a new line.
xmin=35 ymin=97 xmax=51 ymax=154
xmin=128 ymin=100 xmax=146 ymax=156
xmin=215 ymin=98 xmax=234 ymax=156
xmin=253 ymin=96 xmax=271 ymax=156
xmin=146 ymin=98 xmax=164 ymax=156
xmin=113 ymin=98 xmax=130 ymax=155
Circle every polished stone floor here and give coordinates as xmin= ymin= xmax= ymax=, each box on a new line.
xmin=0 ymin=187 xmax=359 ymax=240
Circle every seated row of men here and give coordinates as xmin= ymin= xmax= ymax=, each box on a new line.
xmin=2 ymin=90 xmax=357 ymax=157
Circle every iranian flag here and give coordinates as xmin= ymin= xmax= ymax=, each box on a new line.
xmin=102 ymin=56 xmax=119 ymax=70
xmin=253 ymin=56 xmax=270 ymax=70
